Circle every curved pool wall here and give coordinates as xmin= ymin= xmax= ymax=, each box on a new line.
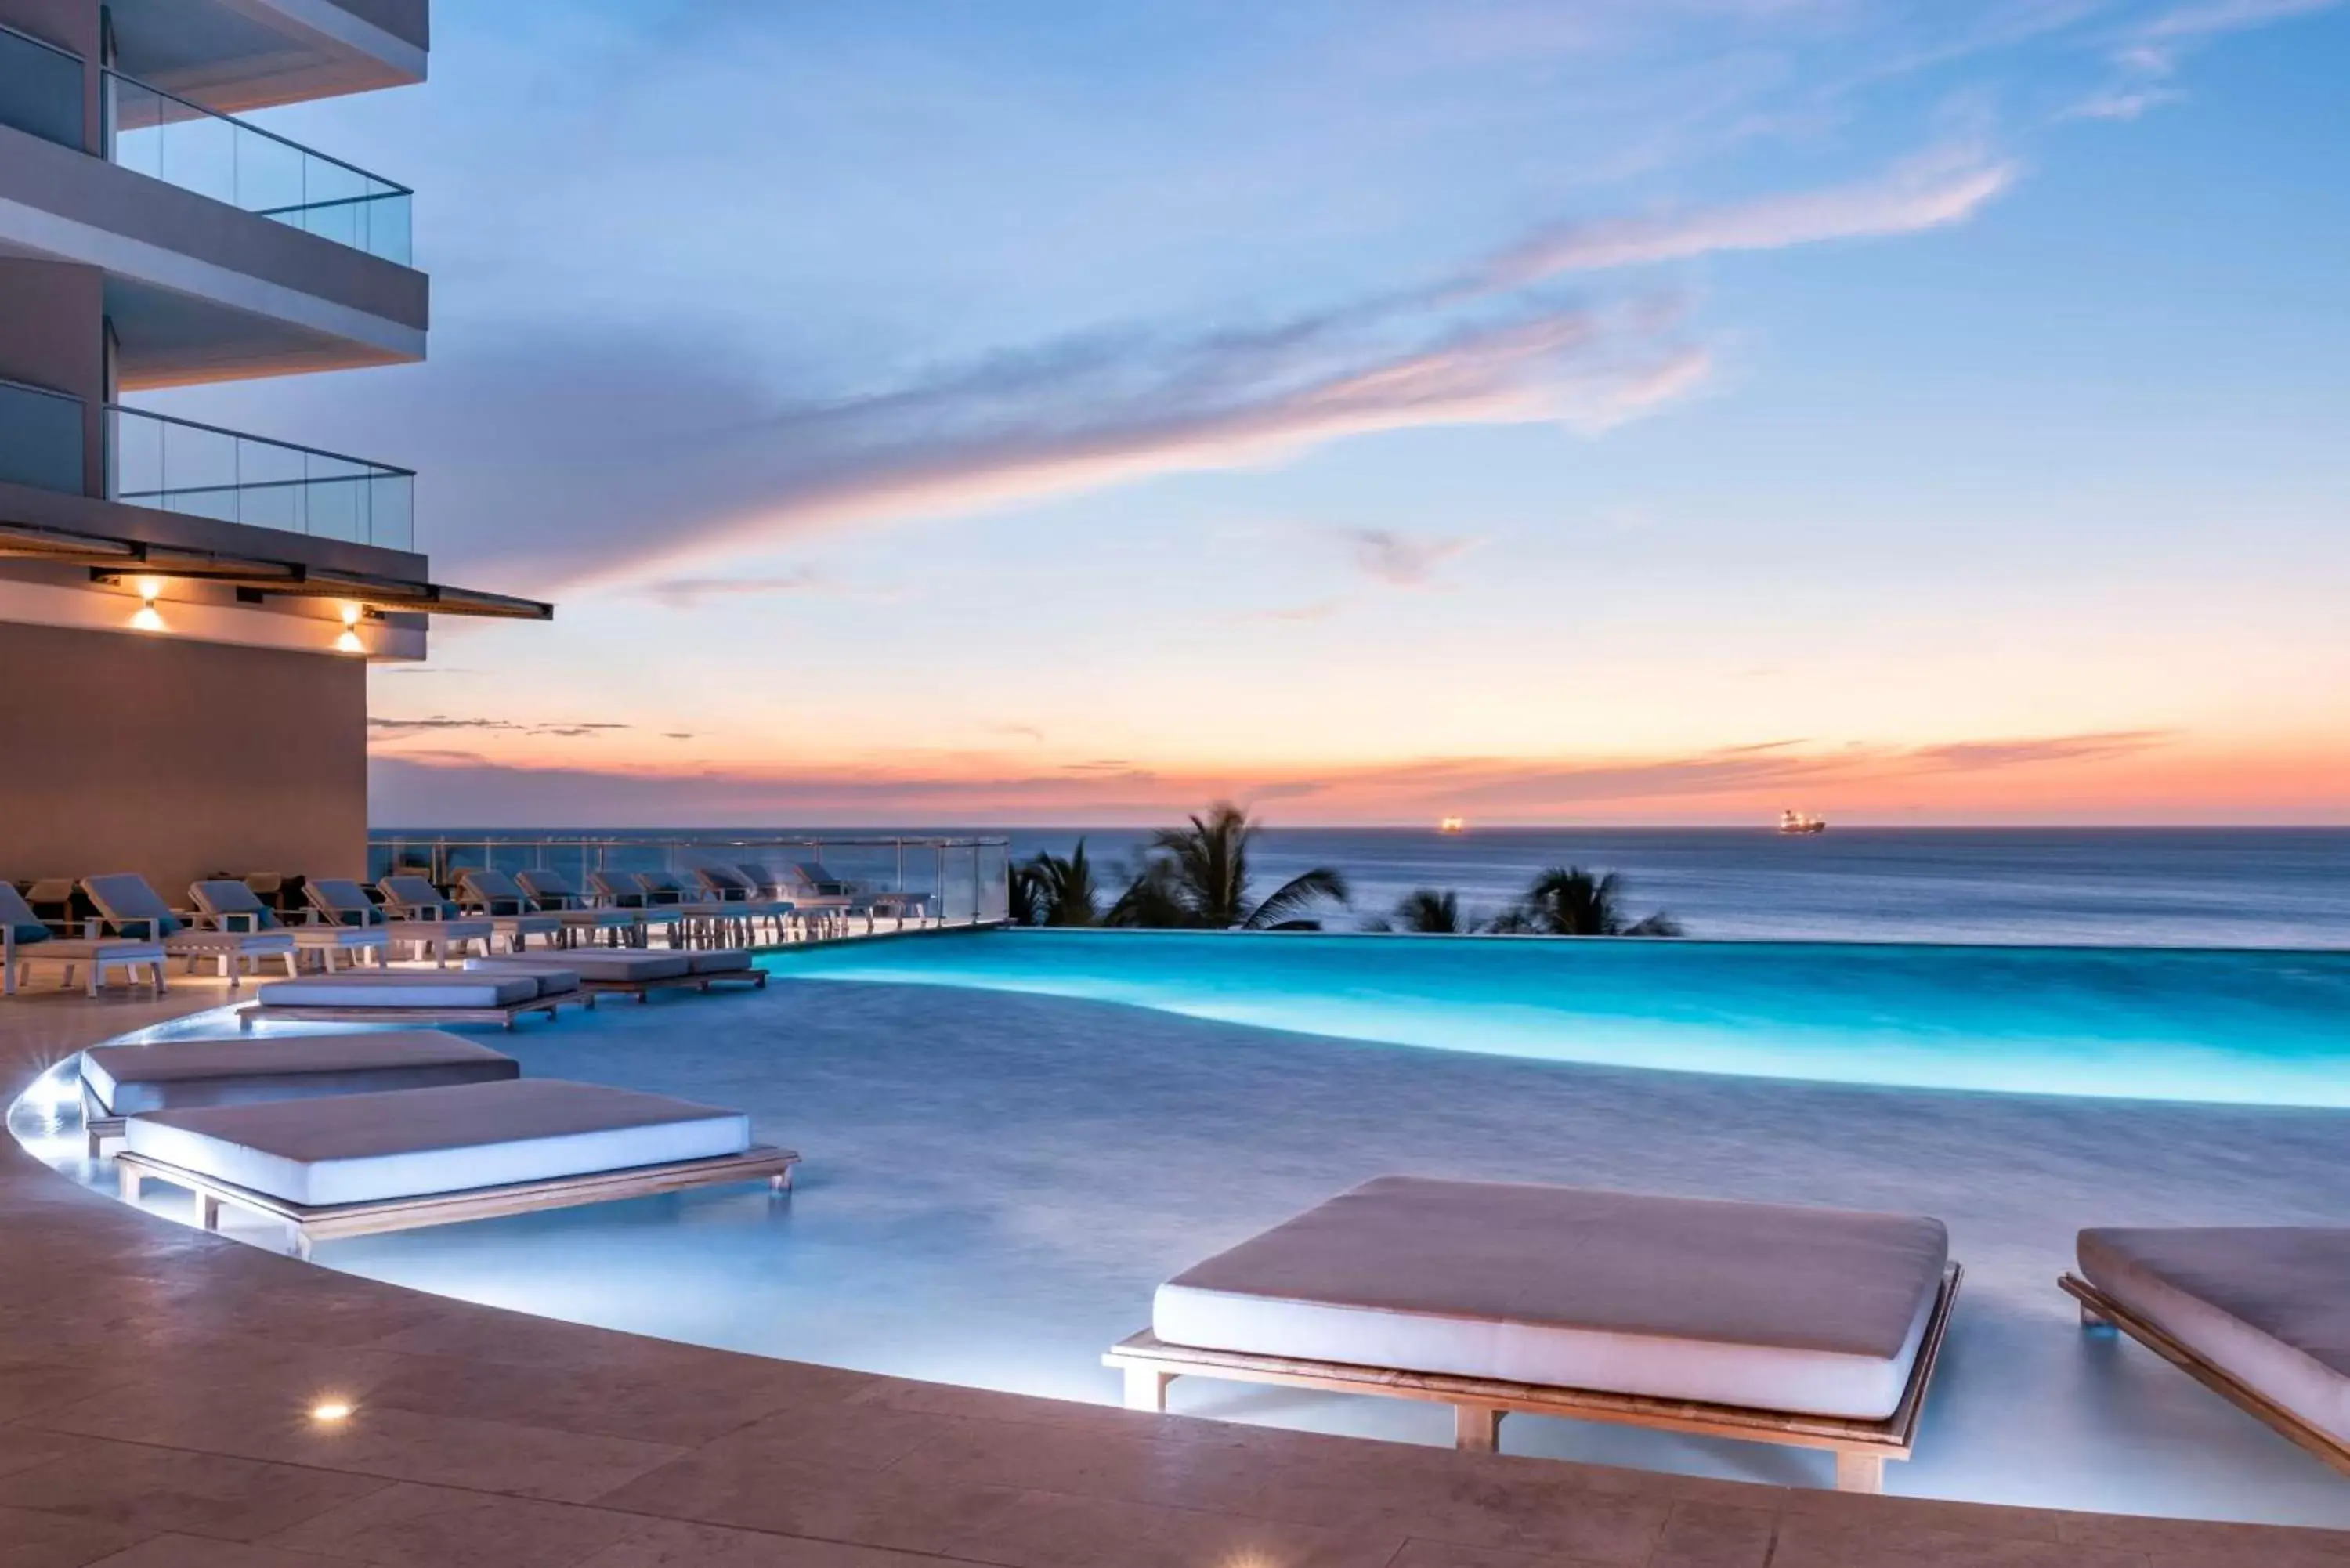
xmin=765 ymin=930 xmax=2350 ymax=1107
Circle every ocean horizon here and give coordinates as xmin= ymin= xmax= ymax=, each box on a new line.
xmin=371 ymin=826 xmax=2350 ymax=950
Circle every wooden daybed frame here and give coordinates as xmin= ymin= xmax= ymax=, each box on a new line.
xmin=2059 ymin=1271 xmax=2350 ymax=1477
xmin=1105 ymin=1262 xmax=1961 ymax=1494
xmin=570 ymin=966 xmax=769 ymax=1002
xmin=116 ymin=1143 xmax=801 ymax=1260
xmin=235 ymin=990 xmax=593 ymax=1031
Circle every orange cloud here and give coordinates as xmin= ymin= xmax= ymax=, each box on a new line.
xmin=371 ymin=729 xmax=2349 ymax=827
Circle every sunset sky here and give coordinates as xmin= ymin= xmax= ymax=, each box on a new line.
xmin=150 ymin=0 xmax=2350 ymax=826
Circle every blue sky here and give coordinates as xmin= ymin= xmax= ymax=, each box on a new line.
xmin=152 ymin=0 xmax=2350 ymax=825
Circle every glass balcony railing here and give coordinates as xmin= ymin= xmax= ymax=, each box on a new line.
xmin=106 ymin=405 xmax=414 ymax=551
xmin=0 ymin=378 xmax=85 ymax=494
xmin=0 ymin=23 xmax=84 ymax=150
xmin=103 ymin=70 xmax=412 ymax=266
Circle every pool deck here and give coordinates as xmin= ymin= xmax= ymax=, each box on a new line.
xmin=2 ymin=984 xmax=2347 ymax=1567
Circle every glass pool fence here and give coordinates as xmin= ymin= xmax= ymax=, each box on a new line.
xmin=366 ymin=835 xmax=1013 ymax=930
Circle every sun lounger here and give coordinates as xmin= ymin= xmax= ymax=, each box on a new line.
xmin=81 ymin=873 xmax=296 ymax=988
xmin=114 ymin=1078 xmax=798 ymax=1258
xmin=190 ymin=880 xmax=386 ymax=973
xmin=689 ymin=864 xmax=794 ymax=943
xmin=1106 ymin=1176 xmax=1960 ymax=1493
xmin=2063 ymin=1228 xmax=2350 ymax=1473
xmin=469 ymin=947 xmax=767 ymax=1000
xmin=512 ymin=869 xmax=641 ymax=945
xmin=237 ymin=967 xmax=588 ymax=1029
xmin=582 ymin=870 xmax=688 ymax=946
xmin=2 ymin=883 xmax=167 ymax=997
xmin=383 ymin=873 xmax=555 ymax=952
xmin=631 ymin=871 xmax=742 ymax=947
xmin=306 ymin=876 xmax=490 ymax=966
xmin=78 ymin=1030 xmax=518 ymax=1155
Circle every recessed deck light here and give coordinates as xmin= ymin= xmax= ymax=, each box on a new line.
xmin=309 ymin=1400 xmax=353 ymax=1423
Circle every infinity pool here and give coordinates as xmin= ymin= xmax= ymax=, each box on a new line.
xmin=20 ymin=932 xmax=2350 ymax=1524
xmin=767 ymin=929 xmax=2350 ymax=1107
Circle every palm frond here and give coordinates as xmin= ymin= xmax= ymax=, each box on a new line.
xmin=1242 ymin=866 xmax=1350 ymax=930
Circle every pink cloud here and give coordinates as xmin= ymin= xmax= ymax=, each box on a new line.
xmin=1475 ymin=146 xmax=2016 ymax=289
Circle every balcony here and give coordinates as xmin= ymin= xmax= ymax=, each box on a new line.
xmin=104 ymin=70 xmax=411 ymax=266
xmin=105 ymin=405 xmax=414 ymax=551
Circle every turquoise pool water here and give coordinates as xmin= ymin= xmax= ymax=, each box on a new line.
xmin=766 ymin=930 xmax=2350 ymax=1106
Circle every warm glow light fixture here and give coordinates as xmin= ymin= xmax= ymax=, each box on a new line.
xmin=309 ymin=1400 xmax=353 ymax=1423
xmin=130 ymin=577 xmax=165 ymax=633
xmin=335 ymin=602 xmax=368 ymax=655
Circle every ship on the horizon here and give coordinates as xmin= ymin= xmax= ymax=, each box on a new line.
xmin=1437 ymin=816 xmax=1467 ymax=835
xmin=1779 ymin=809 xmax=1828 ymax=836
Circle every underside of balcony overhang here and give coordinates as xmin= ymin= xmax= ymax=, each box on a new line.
xmin=105 ymin=0 xmax=426 ymax=114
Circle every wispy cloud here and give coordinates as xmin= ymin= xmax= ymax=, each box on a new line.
xmin=2070 ymin=0 xmax=2339 ymax=120
xmin=1910 ymin=730 xmax=2172 ymax=771
xmin=368 ymin=715 xmax=633 ymax=740
xmin=644 ymin=569 xmax=830 ymax=609
xmin=2062 ymin=85 xmax=2186 ymax=120
xmin=1227 ymin=597 xmax=1351 ymax=625
xmin=1471 ymin=145 xmax=2016 ymax=290
xmin=1347 ymin=529 xmax=1480 ymax=587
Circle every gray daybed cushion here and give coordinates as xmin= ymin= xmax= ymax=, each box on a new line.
xmin=253 ymin=973 xmax=548 ymax=1010
xmin=81 ymin=1031 xmax=519 ymax=1116
xmin=1154 ymin=1176 xmax=1949 ymax=1421
xmin=469 ymin=952 xmax=693 ymax=983
xmin=121 ymin=1078 xmax=754 ymax=1206
xmin=2079 ymin=1227 xmax=2350 ymax=1444
xmin=686 ymin=950 xmax=754 ymax=974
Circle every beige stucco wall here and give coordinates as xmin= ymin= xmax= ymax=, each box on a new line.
xmin=0 ymin=619 xmax=367 ymax=898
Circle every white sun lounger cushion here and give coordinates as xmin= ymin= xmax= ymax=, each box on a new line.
xmin=2079 ymin=1227 xmax=2350 ymax=1444
xmin=81 ymin=1031 xmax=519 ymax=1115
xmin=254 ymin=973 xmax=546 ymax=1009
xmin=469 ymin=952 xmax=694 ymax=982
xmin=688 ymin=950 xmax=754 ymax=974
xmin=121 ymin=1078 xmax=755 ymax=1206
xmin=1154 ymin=1176 xmax=1948 ymax=1421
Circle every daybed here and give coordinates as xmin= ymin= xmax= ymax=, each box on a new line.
xmin=2063 ymin=1227 xmax=2350 ymax=1473
xmin=237 ymin=967 xmax=588 ymax=1029
xmin=115 ymin=1078 xmax=798 ymax=1257
xmin=468 ymin=947 xmax=766 ymax=1000
xmin=1107 ymin=1176 xmax=1960 ymax=1492
xmin=78 ymin=1030 xmax=518 ymax=1155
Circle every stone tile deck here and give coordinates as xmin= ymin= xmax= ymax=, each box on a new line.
xmin=2 ymin=981 xmax=2345 ymax=1566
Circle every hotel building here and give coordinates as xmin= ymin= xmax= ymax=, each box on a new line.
xmin=0 ymin=0 xmax=538 ymax=894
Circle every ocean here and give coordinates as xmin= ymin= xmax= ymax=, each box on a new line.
xmin=1043 ymin=826 xmax=2350 ymax=948
xmin=381 ymin=827 xmax=2350 ymax=948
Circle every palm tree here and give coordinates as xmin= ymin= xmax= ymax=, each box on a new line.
xmin=1106 ymin=801 xmax=1349 ymax=930
xmin=1361 ymin=888 xmax=1467 ymax=934
xmin=1490 ymin=866 xmax=1683 ymax=938
xmin=1025 ymin=840 xmax=1104 ymax=927
xmin=1007 ymin=858 xmax=1048 ymax=927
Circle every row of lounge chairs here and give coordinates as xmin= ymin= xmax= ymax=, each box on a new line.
xmin=79 ymin=1030 xmax=796 ymax=1258
xmin=1111 ymin=1176 xmax=2350 ymax=1494
xmin=7 ymin=858 xmax=926 ymax=997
